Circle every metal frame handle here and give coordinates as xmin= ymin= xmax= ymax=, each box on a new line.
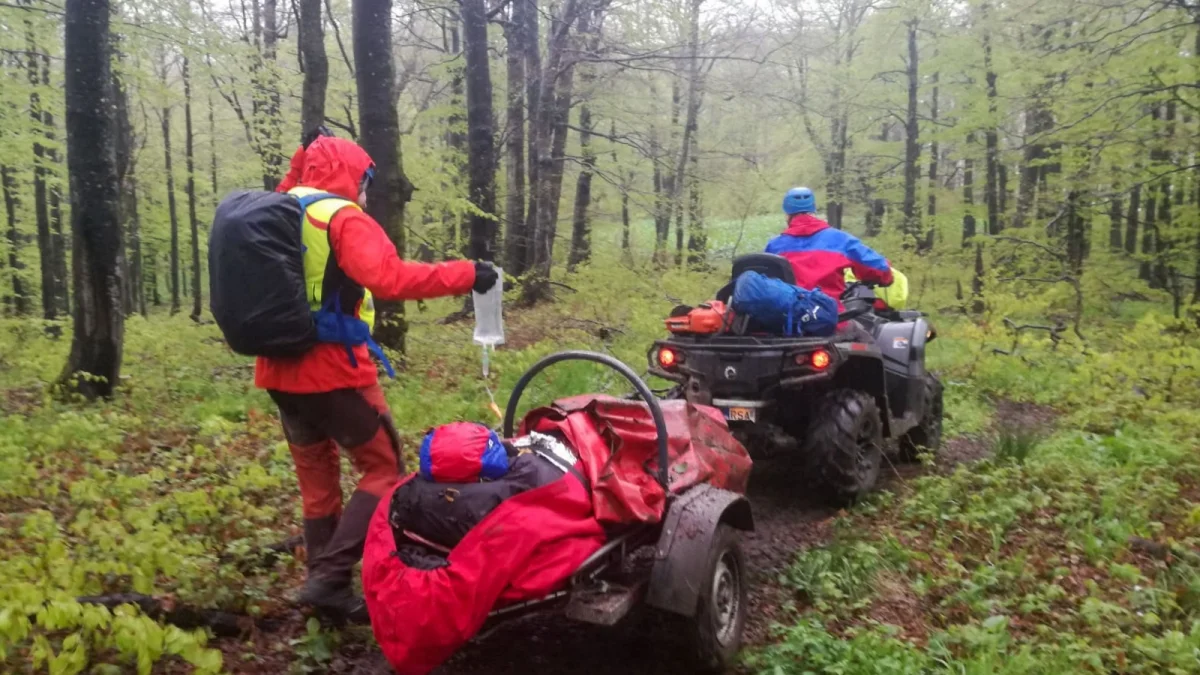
xmin=502 ymin=350 xmax=671 ymax=489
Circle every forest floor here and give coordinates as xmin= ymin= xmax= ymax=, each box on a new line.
xmin=2 ymin=232 xmax=1199 ymax=674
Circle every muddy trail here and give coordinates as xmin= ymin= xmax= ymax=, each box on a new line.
xmin=230 ymin=401 xmax=1056 ymax=675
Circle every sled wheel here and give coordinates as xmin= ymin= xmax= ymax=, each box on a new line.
xmin=804 ymin=389 xmax=883 ymax=505
xmin=685 ymin=524 xmax=747 ymax=673
xmin=899 ymin=374 xmax=944 ymax=462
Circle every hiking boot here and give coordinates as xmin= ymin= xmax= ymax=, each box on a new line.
xmin=297 ymin=576 xmax=370 ymax=625
xmin=302 ymin=515 xmax=339 ymax=569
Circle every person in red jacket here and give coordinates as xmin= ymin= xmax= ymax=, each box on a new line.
xmin=260 ymin=135 xmax=498 ymax=623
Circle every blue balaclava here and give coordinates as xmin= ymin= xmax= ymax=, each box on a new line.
xmin=782 ymin=187 xmax=817 ymax=215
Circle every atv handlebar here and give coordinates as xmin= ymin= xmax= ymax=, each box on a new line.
xmin=503 ymin=350 xmax=671 ymax=490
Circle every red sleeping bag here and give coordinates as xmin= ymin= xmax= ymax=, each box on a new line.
xmin=361 ymin=396 xmax=751 ymax=674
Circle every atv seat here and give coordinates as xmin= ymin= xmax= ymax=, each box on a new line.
xmin=715 ymin=254 xmax=795 ymax=304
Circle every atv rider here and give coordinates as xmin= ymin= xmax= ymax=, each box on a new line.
xmin=258 ymin=135 xmax=499 ymax=624
xmin=765 ymin=187 xmax=894 ymax=337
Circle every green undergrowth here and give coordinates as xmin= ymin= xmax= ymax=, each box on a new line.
xmin=746 ymin=310 xmax=1200 ymax=673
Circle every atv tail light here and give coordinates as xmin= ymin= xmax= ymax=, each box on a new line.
xmin=657 ymin=347 xmax=680 ymax=369
xmin=810 ymin=349 xmax=832 ymax=370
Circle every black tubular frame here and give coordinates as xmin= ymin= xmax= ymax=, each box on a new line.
xmin=502 ymin=350 xmax=671 ymax=489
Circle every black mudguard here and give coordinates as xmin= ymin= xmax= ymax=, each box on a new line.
xmin=874 ymin=318 xmax=931 ymax=428
xmin=645 ymin=485 xmax=753 ymax=618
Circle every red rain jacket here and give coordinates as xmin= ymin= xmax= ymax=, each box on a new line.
xmin=255 ymin=137 xmax=476 ymax=393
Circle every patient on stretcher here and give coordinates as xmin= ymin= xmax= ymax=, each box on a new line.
xmin=389 ymin=423 xmax=579 ymax=569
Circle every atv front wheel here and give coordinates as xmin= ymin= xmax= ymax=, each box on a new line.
xmin=804 ymin=390 xmax=883 ymax=504
xmin=898 ymin=374 xmax=944 ymax=462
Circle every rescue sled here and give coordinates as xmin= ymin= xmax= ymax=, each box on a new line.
xmin=362 ymin=351 xmax=754 ymax=674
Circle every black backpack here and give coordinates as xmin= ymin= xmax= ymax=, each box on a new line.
xmin=208 ymin=190 xmax=335 ymax=357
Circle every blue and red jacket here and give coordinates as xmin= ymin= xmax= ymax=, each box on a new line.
xmin=765 ymin=214 xmax=894 ymax=310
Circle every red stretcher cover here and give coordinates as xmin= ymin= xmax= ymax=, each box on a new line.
xmin=361 ymin=396 xmax=751 ymax=674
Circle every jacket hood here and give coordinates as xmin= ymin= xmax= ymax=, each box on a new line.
xmin=298 ymin=137 xmax=375 ymax=201
xmin=782 ymin=213 xmax=830 ymax=237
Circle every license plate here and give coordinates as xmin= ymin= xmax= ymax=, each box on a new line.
xmin=725 ymin=406 xmax=756 ymax=422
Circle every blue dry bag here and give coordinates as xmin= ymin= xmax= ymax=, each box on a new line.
xmin=730 ymin=271 xmax=838 ymax=337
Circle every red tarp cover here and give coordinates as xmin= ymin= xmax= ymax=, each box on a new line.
xmin=522 ymin=395 xmax=752 ymax=525
xmin=362 ymin=395 xmax=751 ymax=674
xmin=363 ymin=471 xmax=605 ymax=675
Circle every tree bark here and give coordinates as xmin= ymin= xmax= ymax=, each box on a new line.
xmin=45 ymin=54 xmax=68 ymax=318
xmin=355 ymin=0 xmax=414 ymax=353
xmin=260 ymin=0 xmax=285 ymax=188
xmin=522 ymin=0 xmax=542 ymax=274
xmin=444 ymin=14 xmax=466 ymax=256
xmin=567 ymin=11 xmax=598 ymax=271
xmin=1108 ymin=195 xmax=1123 ymax=252
xmin=686 ymin=134 xmax=705 ymax=266
xmin=983 ymin=11 xmax=1001 ymax=236
xmin=902 ymin=19 xmax=921 ymax=248
xmin=962 ymin=133 xmax=976 ymax=246
xmin=927 ymin=67 xmax=939 ymax=237
xmin=502 ymin=3 xmax=527 ymax=272
xmin=60 ymin=0 xmax=125 ymax=399
xmin=160 ymin=70 xmax=181 ymax=316
xmin=670 ymin=0 xmax=703 ymax=265
xmin=298 ymin=0 xmax=328 ymax=135
xmin=1124 ymin=183 xmax=1140 ymax=255
xmin=184 ymin=57 xmax=202 ymax=322
xmin=461 ymin=0 xmax=496 ymax=262
xmin=209 ymin=92 xmax=218 ymax=204
xmin=28 ymin=25 xmax=56 ymax=326
xmin=2 ymin=165 xmax=28 ymax=315
xmin=524 ymin=0 xmax=580 ymax=299
xmin=114 ymin=40 xmax=139 ymax=317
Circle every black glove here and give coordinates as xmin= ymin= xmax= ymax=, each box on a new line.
xmin=301 ymin=125 xmax=334 ymax=149
xmin=472 ymin=261 xmax=499 ymax=294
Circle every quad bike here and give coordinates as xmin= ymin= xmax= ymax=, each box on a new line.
xmin=646 ymin=254 xmax=944 ymax=504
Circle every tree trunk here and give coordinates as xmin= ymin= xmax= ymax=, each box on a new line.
xmin=160 ymin=100 xmax=181 ymax=314
xmin=28 ymin=27 xmax=56 ymax=326
xmin=355 ymin=0 xmax=414 ymax=353
xmin=926 ymin=67 xmax=939 ymax=251
xmin=298 ymin=0 xmax=329 ymax=135
xmin=1140 ymin=183 xmax=1156 ymax=282
xmin=902 ymin=19 xmax=921 ymax=248
xmin=444 ymin=15 xmax=466 ymax=257
xmin=60 ymin=0 xmax=124 ymax=399
xmin=686 ymin=135 xmax=705 ymax=266
xmin=962 ymin=134 xmax=976 ymax=246
xmin=2 ymin=165 xmax=29 ymax=315
xmin=114 ymin=40 xmax=139 ymax=317
xmin=209 ymin=92 xmax=218 ymax=203
xmin=461 ymin=0 xmax=497 ymax=262
xmin=670 ymin=0 xmax=703 ymax=265
xmin=983 ymin=18 xmax=1001 ymax=236
xmin=184 ymin=57 xmax=202 ymax=322
xmin=971 ymin=242 xmax=985 ymax=313
xmin=46 ymin=57 xmax=68 ymax=319
xmin=260 ymin=0 xmax=285 ymax=188
xmin=521 ymin=0 xmax=542 ymax=274
xmin=524 ymin=0 xmax=579 ymax=299
xmin=502 ymin=5 xmax=527 ymax=272
xmin=161 ymin=88 xmax=181 ymax=315
xmin=1108 ymin=195 xmax=1123 ymax=252
xmin=1125 ymin=184 xmax=1140 ymax=255
xmin=567 ymin=10 xmax=598 ymax=271
xmin=1065 ymin=190 xmax=1085 ymax=274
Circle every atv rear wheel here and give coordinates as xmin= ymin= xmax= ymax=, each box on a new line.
xmin=898 ymin=374 xmax=943 ymax=462
xmin=804 ymin=390 xmax=883 ymax=504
